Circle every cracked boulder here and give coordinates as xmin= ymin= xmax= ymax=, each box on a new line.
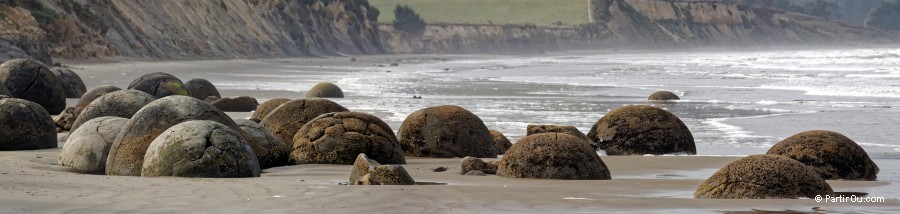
xmin=767 ymin=130 xmax=879 ymax=180
xmin=498 ymin=133 xmax=610 ymax=180
xmin=50 ymin=67 xmax=87 ymax=98
xmin=260 ymin=99 xmax=349 ymax=144
xmin=587 ymin=105 xmax=696 ymax=155
xmin=184 ymin=78 xmax=221 ymax=100
xmin=290 ymin=112 xmax=405 ymax=165
xmin=489 ymin=130 xmax=512 ymax=155
xmin=695 ymin=154 xmax=834 ymax=199
xmin=350 ymin=154 xmax=415 ymax=185
xmin=70 ymin=90 xmax=157 ymax=132
xmin=106 ymin=95 xmax=244 ymax=176
xmin=0 ymin=97 xmax=57 ymax=150
xmin=208 ymin=96 xmax=259 ymax=112
xmin=127 ymin=72 xmax=188 ymax=98
xmin=250 ymin=98 xmax=291 ymax=122
xmin=527 ymin=124 xmax=596 ymax=149
xmin=75 ymin=85 xmax=122 ymax=115
xmin=648 ymin=91 xmax=680 ymax=101
xmin=397 ymin=105 xmax=496 ymax=158
xmin=58 ymin=116 xmax=128 ymax=174
xmin=305 ymin=82 xmax=344 ymax=98
xmin=0 ymin=59 xmax=67 ymax=114
xmin=142 ymin=120 xmax=260 ymax=177
xmin=235 ymin=119 xmax=290 ymax=169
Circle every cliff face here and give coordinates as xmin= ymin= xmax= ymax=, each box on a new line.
xmin=379 ymin=24 xmax=607 ymax=54
xmin=28 ymin=0 xmax=383 ymax=59
xmin=0 ymin=4 xmax=52 ymax=64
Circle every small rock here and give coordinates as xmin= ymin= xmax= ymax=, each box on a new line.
xmin=390 ymin=63 xmax=399 ymax=66
xmin=432 ymin=167 xmax=447 ymax=172
xmin=465 ymin=170 xmax=486 ymax=176
xmin=350 ymin=154 xmax=415 ymax=185
xmin=461 ymin=156 xmax=486 ymax=175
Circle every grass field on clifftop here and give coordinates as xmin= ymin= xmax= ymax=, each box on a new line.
xmin=370 ymin=0 xmax=590 ymax=26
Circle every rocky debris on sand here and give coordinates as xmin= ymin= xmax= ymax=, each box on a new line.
xmin=350 ymin=154 xmax=415 ymax=185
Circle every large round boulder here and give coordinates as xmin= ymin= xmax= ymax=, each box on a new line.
xmin=497 ymin=133 xmax=610 ymax=180
xmin=397 ymin=105 xmax=495 ymax=158
xmin=0 ymin=97 xmax=57 ymax=150
xmin=527 ymin=124 xmax=596 ymax=149
xmin=767 ymin=130 xmax=879 ymax=180
xmin=127 ymin=72 xmax=188 ymax=98
xmin=58 ymin=117 xmax=128 ymax=174
xmin=184 ymin=78 xmax=221 ymax=100
xmin=587 ymin=105 xmax=696 ymax=155
xmin=290 ymin=112 xmax=405 ymax=165
xmin=142 ymin=120 xmax=260 ymax=177
xmin=0 ymin=59 xmax=67 ymax=114
xmin=489 ymin=130 xmax=512 ymax=155
xmin=105 ymin=95 xmax=243 ymax=176
xmin=50 ymin=67 xmax=87 ymax=98
xmin=305 ymin=82 xmax=344 ymax=98
xmin=250 ymin=98 xmax=291 ymax=122
xmin=75 ymin=85 xmax=122 ymax=114
xmin=70 ymin=90 xmax=157 ymax=132
xmin=0 ymin=84 xmax=9 ymax=96
xmin=648 ymin=91 xmax=680 ymax=101
xmin=208 ymin=96 xmax=259 ymax=112
xmin=694 ymin=154 xmax=834 ymax=199
xmin=259 ymin=99 xmax=349 ymax=144
xmin=235 ymin=119 xmax=289 ymax=169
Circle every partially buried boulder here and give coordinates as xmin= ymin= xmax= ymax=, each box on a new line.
xmin=587 ymin=105 xmax=696 ymax=155
xmin=306 ymin=82 xmax=344 ymax=98
xmin=50 ymin=67 xmax=87 ymax=98
xmin=397 ymin=105 xmax=495 ymax=158
xmin=208 ymin=96 xmax=259 ymax=112
xmin=461 ymin=156 xmax=497 ymax=174
xmin=127 ymin=72 xmax=188 ymax=98
xmin=75 ymin=85 xmax=122 ymax=115
xmin=290 ymin=112 xmax=405 ymax=165
xmin=54 ymin=107 xmax=77 ymax=132
xmin=142 ymin=120 xmax=260 ymax=177
xmin=694 ymin=154 xmax=833 ymax=199
xmin=489 ymin=130 xmax=512 ymax=155
xmin=235 ymin=119 xmax=290 ymax=169
xmin=58 ymin=117 xmax=128 ymax=174
xmin=350 ymin=154 xmax=415 ymax=185
xmin=767 ymin=130 xmax=879 ymax=180
xmin=648 ymin=91 xmax=680 ymax=101
xmin=0 ymin=59 xmax=67 ymax=114
xmin=250 ymin=98 xmax=291 ymax=122
xmin=498 ymin=133 xmax=610 ymax=180
xmin=0 ymin=97 xmax=57 ymax=150
xmin=527 ymin=124 xmax=596 ymax=149
xmin=105 ymin=95 xmax=244 ymax=176
xmin=70 ymin=90 xmax=157 ymax=132
xmin=184 ymin=78 xmax=221 ymax=100
xmin=260 ymin=99 xmax=349 ymax=144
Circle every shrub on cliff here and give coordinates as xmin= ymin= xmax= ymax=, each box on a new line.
xmin=393 ymin=5 xmax=425 ymax=36
xmin=865 ymin=1 xmax=900 ymax=31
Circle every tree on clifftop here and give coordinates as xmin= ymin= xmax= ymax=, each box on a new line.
xmin=865 ymin=1 xmax=900 ymax=31
xmin=393 ymin=4 xmax=426 ymax=36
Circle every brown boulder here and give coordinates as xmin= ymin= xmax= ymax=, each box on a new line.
xmin=53 ymin=107 xmax=77 ymax=132
xmin=397 ymin=105 xmax=495 ymax=158
xmin=767 ymin=130 xmax=879 ymax=180
xmin=184 ymin=78 xmax=221 ymax=100
xmin=648 ymin=91 xmax=680 ymax=101
xmin=50 ymin=67 xmax=87 ymax=98
xmin=0 ymin=97 xmax=57 ymax=150
xmin=0 ymin=59 xmax=67 ymax=114
xmin=259 ymin=99 xmax=349 ymax=144
xmin=208 ymin=96 xmax=259 ymax=112
xmin=127 ymin=72 xmax=188 ymax=98
xmin=461 ymin=156 xmax=497 ymax=175
xmin=497 ymin=133 xmax=610 ymax=180
xmin=527 ymin=124 xmax=596 ymax=149
xmin=235 ymin=119 xmax=290 ymax=169
xmin=587 ymin=105 xmax=696 ymax=155
xmin=694 ymin=154 xmax=834 ymax=199
xmin=349 ymin=154 xmax=415 ymax=185
xmin=142 ymin=120 xmax=260 ymax=177
xmin=70 ymin=90 xmax=157 ymax=132
xmin=306 ymin=82 xmax=344 ymax=98
xmin=250 ymin=98 xmax=291 ymax=122
xmin=290 ymin=112 xmax=405 ymax=165
xmin=489 ymin=130 xmax=512 ymax=155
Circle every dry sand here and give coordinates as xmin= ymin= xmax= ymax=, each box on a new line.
xmin=1 ymin=57 xmax=897 ymax=213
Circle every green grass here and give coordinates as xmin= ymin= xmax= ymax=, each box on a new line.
xmin=370 ymin=0 xmax=590 ymax=26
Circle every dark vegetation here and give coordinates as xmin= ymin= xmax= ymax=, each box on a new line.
xmin=393 ymin=4 xmax=426 ymax=35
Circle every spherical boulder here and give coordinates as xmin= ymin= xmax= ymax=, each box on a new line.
xmin=208 ymin=96 xmax=259 ymax=112
xmin=0 ymin=97 xmax=57 ymax=150
xmin=142 ymin=120 xmax=260 ymax=177
xmin=694 ymin=154 xmax=834 ymax=199
xmin=259 ymin=99 xmax=349 ymax=144
xmin=397 ymin=105 xmax=495 ymax=158
xmin=58 ymin=116 xmax=128 ymax=174
xmin=0 ymin=59 xmax=67 ymax=114
xmin=50 ymin=67 xmax=87 ymax=98
xmin=75 ymin=85 xmax=122 ymax=114
xmin=587 ymin=105 xmax=696 ymax=155
xmin=250 ymin=98 xmax=291 ymax=122
xmin=305 ymin=82 xmax=344 ymax=98
xmin=70 ymin=90 xmax=157 ymax=132
xmin=489 ymin=130 xmax=512 ymax=155
xmin=184 ymin=78 xmax=221 ymax=100
xmin=527 ymin=124 xmax=596 ymax=149
xmin=290 ymin=112 xmax=405 ymax=165
xmin=498 ymin=133 xmax=610 ymax=180
xmin=127 ymin=72 xmax=188 ymax=98
xmin=767 ymin=130 xmax=879 ymax=180
xmin=105 ymin=95 xmax=243 ymax=176
xmin=235 ymin=119 xmax=289 ymax=169
xmin=648 ymin=91 xmax=680 ymax=101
